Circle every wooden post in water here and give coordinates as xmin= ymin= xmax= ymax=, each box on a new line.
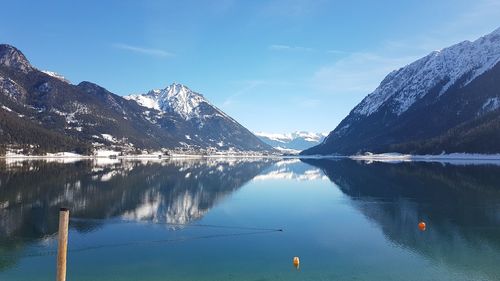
xmin=56 ymin=208 xmax=69 ymax=281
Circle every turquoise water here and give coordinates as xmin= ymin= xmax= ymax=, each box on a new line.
xmin=0 ymin=158 xmax=500 ymax=280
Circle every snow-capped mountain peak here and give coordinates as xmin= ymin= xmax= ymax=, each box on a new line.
xmin=42 ymin=70 xmax=71 ymax=83
xmin=126 ymin=83 xmax=213 ymax=120
xmin=354 ymin=28 xmax=500 ymax=116
xmin=159 ymin=83 xmax=207 ymax=119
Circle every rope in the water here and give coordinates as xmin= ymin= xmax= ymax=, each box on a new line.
xmin=69 ymin=217 xmax=284 ymax=232
xmin=0 ymin=221 xmax=284 ymax=259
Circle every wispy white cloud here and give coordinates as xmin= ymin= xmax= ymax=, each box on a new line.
xmin=311 ymin=52 xmax=418 ymax=95
xmin=221 ymin=79 xmax=296 ymax=108
xmin=261 ymin=0 xmax=327 ymax=17
xmin=270 ymin=45 xmax=352 ymax=55
xmin=222 ymin=80 xmax=266 ymax=107
xmin=377 ymin=0 xmax=500 ymax=55
xmin=292 ymin=96 xmax=322 ymax=108
xmin=269 ymin=44 xmax=314 ymax=52
xmin=437 ymin=0 xmax=500 ymax=39
xmin=326 ymin=49 xmax=350 ymax=55
xmin=113 ymin=43 xmax=174 ymax=58
xmin=209 ymin=0 xmax=236 ymax=14
xmin=311 ymin=0 xmax=500 ymax=98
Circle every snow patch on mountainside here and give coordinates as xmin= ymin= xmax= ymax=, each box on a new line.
xmin=101 ymin=134 xmax=118 ymax=143
xmin=481 ymin=97 xmax=500 ymax=113
xmin=354 ymin=27 xmax=500 ymax=116
xmin=1 ymin=105 xmax=13 ymax=112
xmin=0 ymin=76 xmax=26 ymax=101
xmin=127 ymin=94 xmax=161 ymax=111
xmin=42 ymin=70 xmax=70 ymax=83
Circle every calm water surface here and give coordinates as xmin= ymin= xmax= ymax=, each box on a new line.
xmin=0 ymin=158 xmax=500 ymax=280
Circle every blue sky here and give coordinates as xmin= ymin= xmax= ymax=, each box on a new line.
xmin=2 ymin=0 xmax=500 ymax=133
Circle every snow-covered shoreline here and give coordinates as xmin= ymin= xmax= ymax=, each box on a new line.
xmin=3 ymin=151 xmax=500 ymax=165
xmin=348 ymin=152 xmax=500 ymax=164
xmin=0 ymin=151 xmax=286 ymax=160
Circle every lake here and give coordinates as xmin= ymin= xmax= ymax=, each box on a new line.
xmin=0 ymin=157 xmax=500 ymax=280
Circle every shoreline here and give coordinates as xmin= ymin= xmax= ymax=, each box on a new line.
xmin=2 ymin=152 xmax=500 ymax=163
xmin=348 ymin=153 xmax=500 ymax=164
xmin=0 ymin=154 xmax=289 ymax=160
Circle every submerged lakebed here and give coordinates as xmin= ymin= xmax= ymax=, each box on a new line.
xmin=0 ymin=158 xmax=500 ymax=280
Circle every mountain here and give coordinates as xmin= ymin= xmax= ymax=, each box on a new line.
xmin=0 ymin=44 xmax=271 ymax=155
xmin=303 ymin=27 xmax=500 ymax=155
xmin=255 ymin=131 xmax=327 ymax=152
xmin=125 ymin=84 xmax=270 ymax=151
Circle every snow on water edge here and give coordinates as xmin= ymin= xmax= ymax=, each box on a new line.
xmin=349 ymin=152 xmax=500 ymax=165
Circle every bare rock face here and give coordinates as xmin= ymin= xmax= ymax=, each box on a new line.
xmin=0 ymin=44 xmax=32 ymax=73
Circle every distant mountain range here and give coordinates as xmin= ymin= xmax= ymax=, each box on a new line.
xmin=255 ymin=131 xmax=327 ymax=152
xmin=0 ymin=44 xmax=271 ymax=155
xmin=303 ymin=27 xmax=500 ymax=155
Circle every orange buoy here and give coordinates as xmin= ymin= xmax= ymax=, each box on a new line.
xmin=293 ymin=256 xmax=300 ymax=269
xmin=418 ymin=221 xmax=426 ymax=231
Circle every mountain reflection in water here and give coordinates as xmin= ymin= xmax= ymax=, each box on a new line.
xmin=1 ymin=158 xmax=500 ymax=280
xmin=303 ymin=158 xmax=500 ymax=279
xmin=0 ymin=158 xmax=275 ymax=267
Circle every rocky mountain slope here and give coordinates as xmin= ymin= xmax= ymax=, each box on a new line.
xmin=0 ymin=44 xmax=271 ymax=155
xmin=303 ymin=27 xmax=500 ymax=155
